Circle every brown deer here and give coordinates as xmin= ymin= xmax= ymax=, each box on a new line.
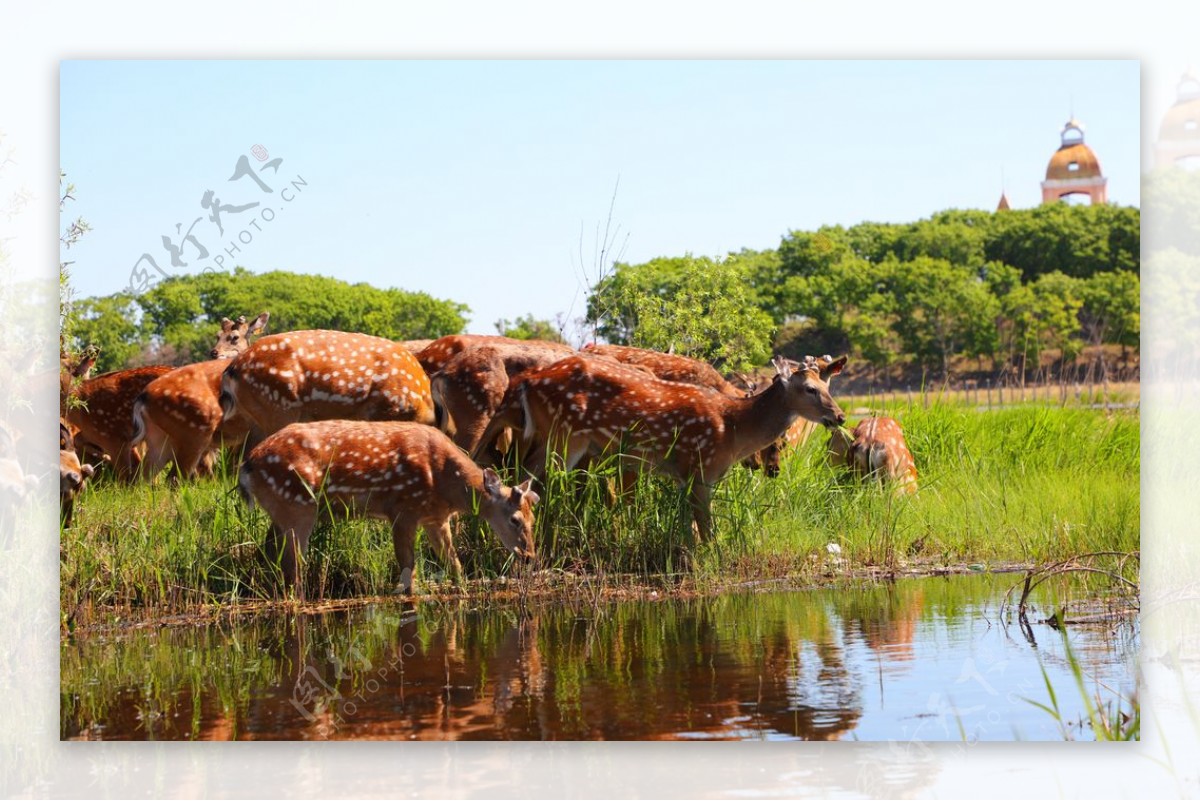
xmin=476 ymin=354 xmax=845 ymax=542
xmin=430 ymin=340 xmax=577 ymax=455
xmin=237 ymin=420 xmax=539 ymax=594
xmin=827 ymin=416 xmax=918 ymax=494
xmin=580 ymin=343 xmax=745 ymax=398
xmin=416 ymin=334 xmax=569 ymax=375
xmin=738 ymin=354 xmax=847 ymax=476
xmin=64 ymin=314 xmax=269 ymax=480
xmin=59 ymin=421 xmax=94 ymax=528
xmin=219 ymin=330 xmax=436 ymax=440
xmin=129 ymin=314 xmax=270 ymax=481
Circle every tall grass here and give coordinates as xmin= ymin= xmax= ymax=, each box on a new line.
xmin=60 ymin=401 xmax=1139 ymax=624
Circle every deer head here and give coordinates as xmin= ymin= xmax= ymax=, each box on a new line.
xmin=481 ymin=468 xmax=539 ymax=559
xmin=211 ymin=312 xmax=270 ymax=360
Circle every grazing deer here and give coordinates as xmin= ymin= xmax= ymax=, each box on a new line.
xmin=220 ymin=330 xmax=436 ymax=440
xmin=738 ymin=355 xmax=847 ymax=477
xmin=65 ymin=365 xmax=176 ymax=479
xmin=416 ymin=334 xmax=570 ymax=375
xmin=59 ymin=423 xmax=94 ymax=528
xmin=430 ymin=341 xmax=577 ymax=455
xmin=477 ymin=355 xmax=844 ymax=542
xmin=827 ymin=416 xmax=918 ymax=494
xmin=59 ymin=344 xmax=100 ymax=410
xmin=237 ymin=420 xmax=539 ymax=594
xmin=64 ymin=314 xmax=269 ymax=480
xmin=580 ymin=343 xmax=746 ymax=399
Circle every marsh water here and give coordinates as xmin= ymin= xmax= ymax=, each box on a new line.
xmin=61 ymin=574 xmax=1136 ymax=741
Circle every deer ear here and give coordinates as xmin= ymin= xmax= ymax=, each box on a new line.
xmin=482 ymin=468 xmax=503 ymax=498
xmin=515 ymin=478 xmax=539 ymax=505
xmin=826 ymin=356 xmax=848 ymax=376
xmin=772 ymin=355 xmax=793 ymax=380
xmin=248 ymin=312 xmax=270 ymax=334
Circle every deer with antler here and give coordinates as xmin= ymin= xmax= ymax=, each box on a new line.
xmin=475 ymin=354 xmax=845 ymax=542
xmin=827 ymin=416 xmax=918 ymax=494
xmin=237 ymin=420 xmax=539 ymax=595
xmin=219 ymin=330 xmax=436 ymax=443
xmin=737 ymin=355 xmax=847 ymax=476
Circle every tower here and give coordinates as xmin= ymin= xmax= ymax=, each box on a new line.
xmin=1041 ymin=118 xmax=1107 ymax=205
xmin=1155 ymin=68 xmax=1200 ymax=170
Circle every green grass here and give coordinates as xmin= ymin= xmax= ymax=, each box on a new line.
xmin=60 ymin=400 xmax=1139 ymax=625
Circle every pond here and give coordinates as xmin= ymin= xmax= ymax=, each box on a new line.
xmin=61 ymin=574 xmax=1137 ymax=741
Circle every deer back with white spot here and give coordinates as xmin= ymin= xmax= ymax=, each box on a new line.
xmin=431 ymin=341 xmax=579 ymax=452
xmin=416 ymin=334 xmax=571 ymax=376
xmin=581 ymin=343 xmax=745 ymax=399
xmin=65 ymin=365 xmax=175 ymax=479
xmin=220 ymin=330 xmax=435 ymax=438
xmin=484 ymin=354 xmax=844 ymax=541
xmin=827 ymin=416 xmax=917 ymax=493
xmin=133 ymin=359 xmax=253 ymax=480
xmin=238 ymin=420 xmax=539 ymax=592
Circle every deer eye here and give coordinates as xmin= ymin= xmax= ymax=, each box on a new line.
xmin=231 ymin=334 xmax=240 ymax=342
xmin=510 ymin=513 xmax=522 ymax=527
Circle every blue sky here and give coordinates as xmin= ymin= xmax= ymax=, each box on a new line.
xmin=60 ymin=60 xmax=1140 ymax=337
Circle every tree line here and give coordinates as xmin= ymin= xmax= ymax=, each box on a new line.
xmin=585 ymin=203 xmax=1140 ymax=382
xmin=69 ymin=268 xmax=469 ymax=373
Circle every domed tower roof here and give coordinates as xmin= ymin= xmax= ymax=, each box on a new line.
xmin=1045 ymin=119 xmax=1103 ymax=180
xmin=1155 ymin=68 xmax=1200 ymax=169
xmin=1041 ymin=117 xmax=1107 ymax=205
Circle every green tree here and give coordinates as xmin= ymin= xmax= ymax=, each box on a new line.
xmin=1079 ymin=269 xmax=1140 ymax=368
xmin=887 ymin=257 xmax=999 ymax=379
xmin=495 ymin=314 xmax=566 ymax=343
xmin=586 ymin=256 xmax=774 ymax=372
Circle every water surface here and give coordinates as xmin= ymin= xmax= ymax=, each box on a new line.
xmin=61 ymin=574 xmax=1136 ymax=741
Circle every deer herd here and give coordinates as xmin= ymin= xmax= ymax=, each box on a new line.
xmin=57 ymin=312 xmax=919 ymax=596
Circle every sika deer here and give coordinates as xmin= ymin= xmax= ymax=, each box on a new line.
xmin=416 ymin=334 xmax=570 ymax=375
xmin=430 ymin=341 xmax=578 ymax=454
xmin=740 ymin=355 xmax=847 ymax=476
xmin=131 ymin=360 xmax=253 ymax=480
xmin=59 ymin=427 xmax=94 ymax=528
xmin=479 ymin=354 xmax=844 ymax=542
xmin=65 ymin=314 xmax=268 ymax=480
xmin=827 ymin=417 xmax=918 ymax=494
xmin=65 ymin=365 xmax=175 ymax=479
xmin=237 ymin=420 xmax=539 ymax=594
xmin=580 ymin=343 xmax=745 ymax=399
xmin=130 ymin=314 xmax=270 ymax=480
xmin=219 ymin=330 xmax=436 ymax=441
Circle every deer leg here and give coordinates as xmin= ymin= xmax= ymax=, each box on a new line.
xmin=264 ymin=509 xmax=316 ymax=598
xmin=139 ymin=423 xmax=173 ymax=482
xmin=687 ymin=481 xmax=714 ymax=545
xmin=173 ymin=431 xmax=216 ymax=480
xmin=391 ymin=518 xmax=419 ymax=595
xmin=425 ymin=517 xmax=464 ymax=585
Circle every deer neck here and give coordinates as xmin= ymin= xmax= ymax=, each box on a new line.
xmin=437 ymin=445 xmax=487 ymax=514
xmin=724 ymin=379 xmax=803 ymax=463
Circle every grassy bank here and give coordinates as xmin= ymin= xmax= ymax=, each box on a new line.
xmin=60 ymin=400 xmax=1139 ymax=627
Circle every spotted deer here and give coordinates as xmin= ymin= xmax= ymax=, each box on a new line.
xmin=128 ymin=314 xmax=270 ymax=480
xmin=827 ymin=416 xmax=918 ymax=494
xmin=476 ymin=354 xmax=845 ymax=542
xmin=59 ymin=421 xmax=94 ymax=528
xmin=738 ymin=355 xmax=847 ymax=476
xmin=580 ymin=343 xmax=746 ymax=399
xmin=220 ymin=330 xmax=436 ymax=442
xmin=64 ymin=314 xmax=269 ymax=480
xmin=430 ymin=340 xmax=577 ymax=455
xmin=416 ymin=334 xmax=569 ymax=376
xmin=237 ymin=420 xmax=539 ymax=594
